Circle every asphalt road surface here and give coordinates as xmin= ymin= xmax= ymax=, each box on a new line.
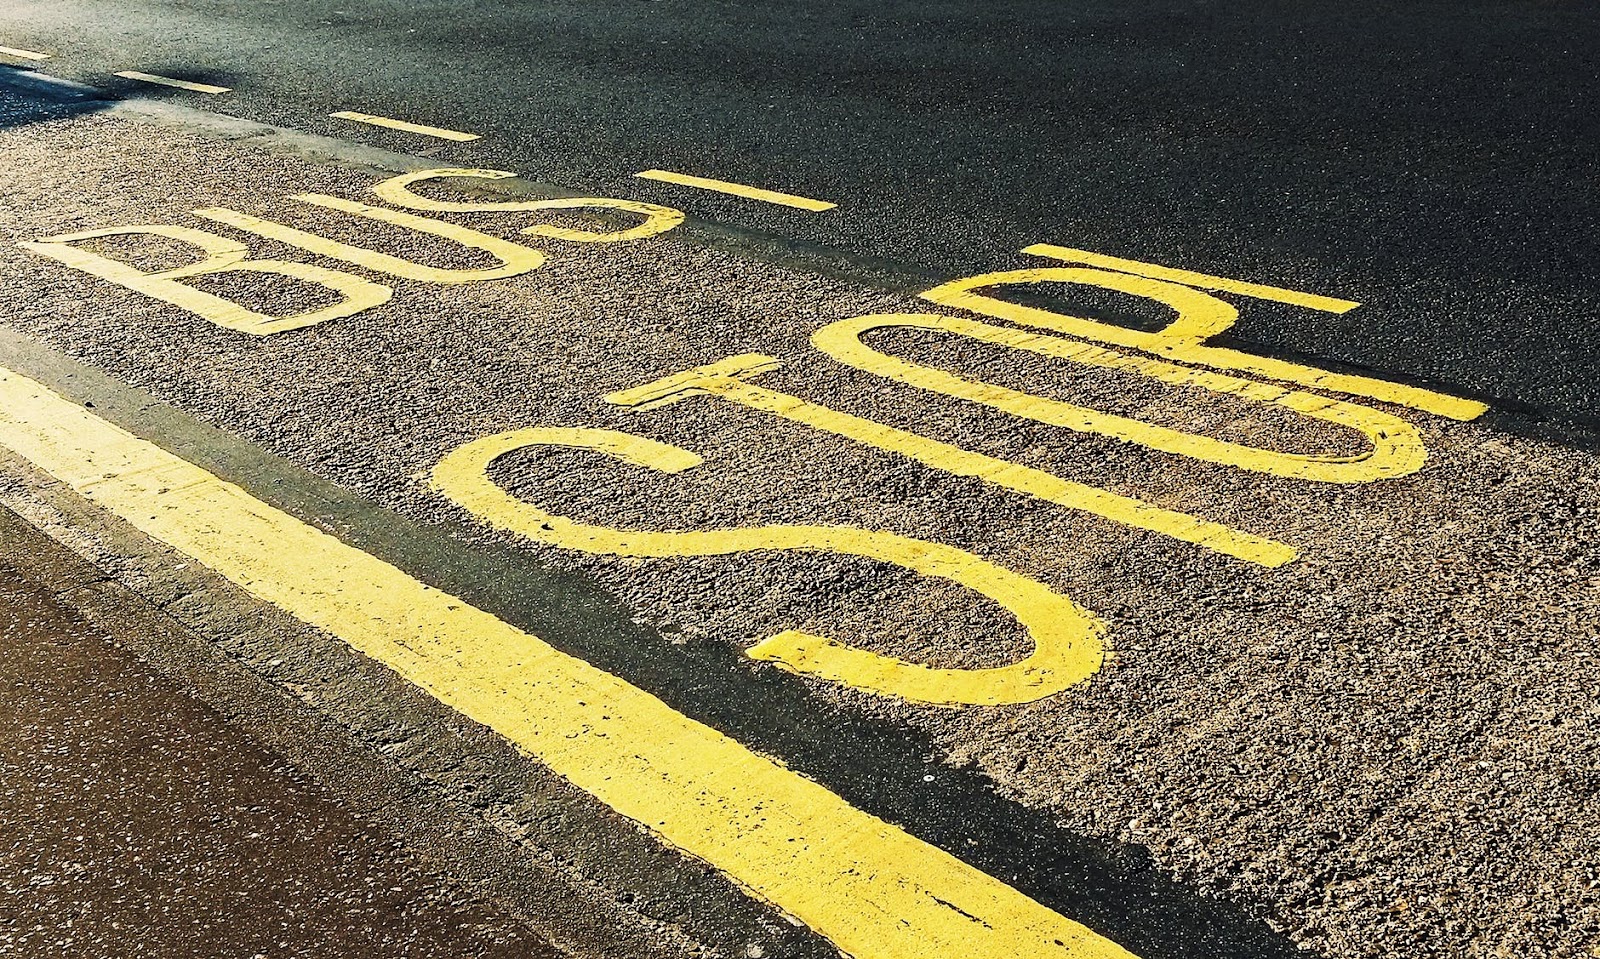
xmin=0 ymin=5 xmax=1596 ymax=959
xmin=3 ymin=0 xmax=1600 ymax=434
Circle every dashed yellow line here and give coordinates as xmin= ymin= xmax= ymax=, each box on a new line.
xmin=0 ymin=365 xmax=1138 ymax=959
xmin=114 ymin=71 xmax=230 ymax=94
xmin=0 ymin=45 xmax=51 ymax=61
xmin=636 ymin=169 xmax=836 ymax=211
xmin=330 ymin=110 xmax=480 ymax=142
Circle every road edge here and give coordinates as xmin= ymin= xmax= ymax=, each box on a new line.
xmin=0 ymin=500 xmax=698 ymax=959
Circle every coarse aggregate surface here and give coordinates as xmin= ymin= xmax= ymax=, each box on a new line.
xmin=0 ymin=102 xmax=1595 ymax=959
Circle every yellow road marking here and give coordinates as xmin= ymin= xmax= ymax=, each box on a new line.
xmin=114 ymin=71 xmax=231 ymax=94
xmin=330 ymin=110 xmax=480 ymax=142
xmin=432 ymin=426 xmax=1105 ymax=707
xmin=0 ymin=366 xmax=1137 ymax=959
xmin=923 ymin=260 xmax=1488 ymax=422
xmin=20 ymin=170 xmax=686 ymax=335
xmin=374 ymin=168 xmax=687 ymax=244
xmin=635 ymin=169 xmax=836 ymax=211
xmin=19 ymin=224 xmax=391 ymax=336
xmin=812 ymin=313 xmax=1428 ymax=484
xmin=195 ymin=194 xmax=545 ymax=284
xmin=1024 ymin=244 xmax=1362 ymax=314
xmin=0 ymin=45 xmax=51 ymax=61
xmin=607 ymin=354 xmax=1297 ymax=568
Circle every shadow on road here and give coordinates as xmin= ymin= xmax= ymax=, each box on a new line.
xmin=0 ymin=61 xmax=239 ymax=129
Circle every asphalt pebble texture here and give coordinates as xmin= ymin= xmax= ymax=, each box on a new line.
xmin=0 ymin=100 xmax=1597 ymax=959
xmin=5 ymin=0 xmax=1600 ymax=429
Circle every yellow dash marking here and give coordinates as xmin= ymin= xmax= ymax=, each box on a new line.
xmin=635 ymin=169 xmax=835 ymax=211
xmin=330 ymin=111 xmax=480 ymax=142
xmin=114 ymin=71 xmax=231 ymax=94
xmin=0 ymin=366 xmax=1137 ymax=959
xmin=1022 ymin=243 xmax=1362 ymax=314
xmin=0 ymin=45 xmax=51 ymax=61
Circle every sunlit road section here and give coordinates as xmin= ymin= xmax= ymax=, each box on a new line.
xmin=0 ymin=4 xmax=1597 ymax=959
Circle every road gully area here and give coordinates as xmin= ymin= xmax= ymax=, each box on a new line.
xmin=0 ymin=19 xmax=1597 ymax=959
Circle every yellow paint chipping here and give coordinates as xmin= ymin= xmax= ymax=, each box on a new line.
xmin=0 ymin=366 xmax=1139 ymax=959
xmin=636 ymin=169 xmax=836 ymax=211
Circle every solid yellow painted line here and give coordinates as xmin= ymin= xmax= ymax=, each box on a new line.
xmin=636 ymin=169 xmax=836 ymax=211
xmin=115 ymin=71 xmax=230 ymax=94
xmin=330 ymin=111 xmax=480 ymax=142
xmin=0 ymin=365 xmax=1137 ymax=959
xmin=0 ymin=45 xmax=51 ymax=61
xmin=1023 ymin=243 xmax=1362 ymax=314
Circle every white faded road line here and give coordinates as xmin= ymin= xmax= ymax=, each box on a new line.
xmin=0 ymin=45 xmax=51 ymax=61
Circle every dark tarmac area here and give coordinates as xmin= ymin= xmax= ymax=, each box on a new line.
xmin=0 ymin=558 xmax=552 ymax=959
xmin=0 ymin=0 xmax=1598 ymax=432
